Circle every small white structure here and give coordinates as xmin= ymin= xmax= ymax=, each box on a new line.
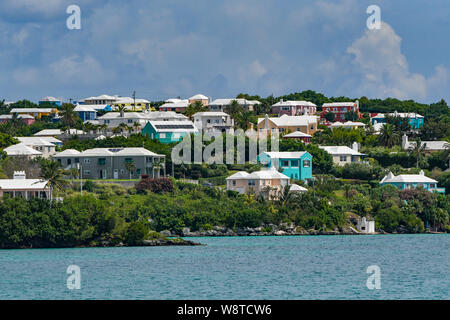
xmin=329 ymin=121 xmax=365 ymax=129
xmin=289 ymin=184 xmax=308 ymax=194
xmin=356 ymin=217 xmax=375 ymax=234
xmin=401 ymin=134 xmax=450 ymax=152
xmin=319 ymin=144 xmax=365 ymax=166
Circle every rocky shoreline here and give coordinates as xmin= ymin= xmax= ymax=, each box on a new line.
xmin=161 ymin=223 xmax=383 ymax=237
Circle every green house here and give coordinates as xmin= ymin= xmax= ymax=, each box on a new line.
xmin=142 ymin=120 xmax=198 ymax=144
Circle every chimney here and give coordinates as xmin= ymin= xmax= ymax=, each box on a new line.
xmin=280 ymin=99 xmax=284 ymax=103
xmin=402 ymin=134 xmax=408 ymax=150
xmin=419 ymin=170 xmax=425 ymax=176
xmin=352 ymin=141 xmax=359 ymax=152
xmin=13 ymin=171 xmax=26 ymax=179
xmin=120 ymin=109 xmax=124 ymax=117
xmin=264 ymin=114 xmax=269 ymax=131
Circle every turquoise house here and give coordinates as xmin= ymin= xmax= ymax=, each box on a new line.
xmin=371 ymin=112 xmax=424 ymax=129
xmin=379 ymin=171 xmax=445 ymax=194
xmin=258 ymin=151 xmax=313 ymax=181
xmin=142 ymin=120 xmax=198 ymax=144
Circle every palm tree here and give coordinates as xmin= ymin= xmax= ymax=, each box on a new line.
xmin=379 ymin=123 xmax=399 ymax=148
xmin=100 ymin=124 xmax=108 ymax=135
xmin=69 ymin=167 xmax=79 ymax=185
xmin=152 ymin=159 xmax=163 ymax=178
xmin=125 ymin=160 xmax=136 ymax=179
xmin=38 ymin=159 xmax=69 ymax=205
xmin=118 ymin=122 xmax=129 ymax=135
xmin=408 ymin=139 xmax=427 ymax=168
xmin=116 ymin=105 xmax=127 ymax=117
xmin=184 ymin=101 xmax=207 ymax=120
xmin=59 ymin=103 xmax=79 ymax=134
xmin=112 ymin=126 xmax=121 ymax=135
xmin=226 ymin=100 xmax=244 ymax=119
xmin=133 ymin=121 xmax=141 ymax=133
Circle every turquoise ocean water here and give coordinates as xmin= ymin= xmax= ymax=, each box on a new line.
xmin=0 ymin=234 xmax=448 ymax=299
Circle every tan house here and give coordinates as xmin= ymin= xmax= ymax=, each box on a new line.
xmin=0 ymin=171 xmax=51 ymax=199
xmin=188 ymin=94 xmax=209 ymax=106
xmin=226 ymin=167 xmax=290 ymax=199
xmin=257 ymin=114 xmax=318 ymax=135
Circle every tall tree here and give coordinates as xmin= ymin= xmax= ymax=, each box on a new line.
xmin=59 ymin=103 xmax=79 ymax=134
xmin=38 ymin=158 xmax=69 ymax=204
xmin=379 ymin=123 xmax=400 ymax=148
xmin=125 ymin=160 xmax=136 ymax=179
xmin=408 ymin=139 xmax=427 ymax=168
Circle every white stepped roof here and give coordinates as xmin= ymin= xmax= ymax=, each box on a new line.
xmin=0 ymin=179 xmax=49 ymax=190
xmin=258 ymin=114 xmax=318 ymax=126
xmin=54 ymin=147 xmax=163 ymax=157
xmin=53 ymin=149 xmax=81 ymax=156
xmin=193 ymin=111 xmax=229 ymax=117
xmin=40 ymin=96 xmax=60 ymax=102
xmin=189 ymin=94 xmax=208 ymax=100
xmin=210 ymin=98 xmax=260 ymax=106
xmin=74 ymin=105 xmax=97 ymax=112
xmin=380 ymin=171 xmax=437 ymax=184
xmin=260 ymin=151 xmax=308 ymax=159
xmin=4 ymin=144 xmax=42 ymax=156
xmin=227 ymin=167 xmax=290 ymax=180
xmin=330 ymin=121 xmax=365 ymax=127
xmin=0 ymin=114 xmax=35 ymax=119
xmin=34 ymin=129 xmax=85 ymax=136
xmin=322 ymin=102 xmax=356 ymax=107
xmin=272 ymin=100 xmax=316 ymax=107
xmin=319 ymin=145 xmax=364 ymax=156
xmin=16 ymin=137 xmax=56 ymax=147
xmin=160 ymin=100 xmax=189 ymax=108
xmin=283 ymin=131 xmax=312 ymax=138
xmin=289 ymin=184 xmax=308 ymax=192
xmin=10 ymin=108 xmax=55 ymax=113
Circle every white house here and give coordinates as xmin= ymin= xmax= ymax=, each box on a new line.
xmin=14 ymin=137 xmax=58 ymax=157
xmin=356 ymin=217 xmax=375 ymax=234
xmin=193 ymin=112 xmax=234 ymax=133
xmin=319 ymin=143 xmax=365 ymax=166
xmin=0 ymin=171 xmax=51 ymax=199
xmin=4 ymin=144 xmax=43 ymax=158
xmin=401 ymin=134 xmax=450 ymax=153
xmin=209 ymin=98 xmax=260 ymax=112
xmin=271 ymin=100 xmax=317 ymax=116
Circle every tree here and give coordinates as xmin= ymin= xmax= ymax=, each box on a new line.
xmin=184 ymin=101 xmax=207 ymax=119
xmin=379 ymin=123 xmax=400 ymax=148
xmin=125 ymin=160 xmax=136 ymax=179
xmin=116 ymin=105 xmax=127 ymax=117
xmin=324 ymin=112 xmax=335 ymax=122
xmin=38 ymin=158 xmax=69 ymax=204
xmin=408 ymin=139 xmax=427 ymax=168
xmin=133 ymin=121 xmax=141 ymax=133
xmin=59 ymin=103 xmax=79 ymax=134
xmin=344 ymin=111 xmax=358 ymax=121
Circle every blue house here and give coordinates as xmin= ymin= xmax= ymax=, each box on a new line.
xmin=258 ymin=151 xmax=313 ymax=181
xmin=74 ymin=105 xmax=97 ymax=122
xmin=142 ymin=120 xmax=198 ymax=144
xmin=39 ymin=96 xmax=62 ymax=107
xmin=371 ymin=111 xmax=424 ymax=129
xmin=379 ymin=171 xmax=445 ymax=194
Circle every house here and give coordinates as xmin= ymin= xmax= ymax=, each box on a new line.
xmin=39 ymin=96 xmax=62 ymax=107
xmin=321 ymin=101 xmax=362 ymax=123
xmin=141 ymin=120 xmax=198 ymax=144
xmin=289 ymin=184 xmax=308 ymax=194
xmin=0 ymin=114 xmax=35 ymax=125
xmin=82 ymin=94 xmax=118 ymax=105
xmin=10 ymin=108 xmax=58 ymax=120
xmin=53 ymin=147 xmax=166 ymax=179
xmin=98 ymin=110 xmax=187 ymax=129
xmin=159 ymin=99 xmax=189 ymax=112
xmin=82 ymin=95 xmax=151 ymax=111
xmin=4 ymin=144 xmax=43 ymax=159
xmin=282 ymin=131 xmax=312 ymax=144
xmin=74 ymin=105 xmax=97 ymax=122
xmin=34 ymin=129 xmax=85 ymax=137
xmin=14 ymin=137 xmax=59 ymax=157
xmin=0 ymin=171 xmax=51 ymax=199
xmin=209 ymin=98 xmax=261 ymax=112
xmin=329 ymin=121 xmax=365 ymax=130
xmin=401 ymin=134 xmax=449 ymax=153
xmin=78 ymin=104 xmax=112 ymax=112
xmin=271 ymin=100 xmax=317 ymax=116
xmin=356 ymin=217 xmax=375 ymax=234
xmin=379 ymin=170 xmax=445 ymax=194
xmin=188 ymin=94 xmax=209 ymax=106
xmin=258 ymin=151 xmax=313 ymax=181
xmin=370 ymin=112 xmax=424 ymax=129
xmin=319 ymin=143 xmax=365 ymax=166
xmin=257 ymin=114 xmax=318 ymax=135
xmin=193 ymin=112 xmax=233 ymax=133
xmin=226 ymin=167 xmax=290 ymax=199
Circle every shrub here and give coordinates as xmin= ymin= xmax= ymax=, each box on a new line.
xmin=136 ymin=177 xmax=174 ymax=194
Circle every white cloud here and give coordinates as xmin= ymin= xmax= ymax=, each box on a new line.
xmin=346 ymin=22 xmax=448 ymax=100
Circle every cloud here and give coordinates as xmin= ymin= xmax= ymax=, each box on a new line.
xmin=346 ymin=22 xmax=448 ymax=100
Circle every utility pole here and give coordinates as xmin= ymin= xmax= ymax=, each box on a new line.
xmin=132 ymin=90 xmax=136 ymax=111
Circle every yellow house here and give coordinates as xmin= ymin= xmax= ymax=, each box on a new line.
xmin=10 ymin=108 xmax=58 ymax=119
xmin=257 ymin=114 xmax=318 ymax=135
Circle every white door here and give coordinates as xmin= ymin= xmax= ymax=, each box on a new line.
xmin=113 ymin=169 xmax=118 ymax=179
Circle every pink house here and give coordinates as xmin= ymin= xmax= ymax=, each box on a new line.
xmin=0 ymin=114 xmax=35 ymax=125
xmin=271 ymin=100 xmax=317 ymax=116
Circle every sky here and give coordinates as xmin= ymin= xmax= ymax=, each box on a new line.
xmin=0 ymin=0 xmax=449 ymax=104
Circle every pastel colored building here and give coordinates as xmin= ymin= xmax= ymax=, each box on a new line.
xmin=321 ymin=101 xmax=362 ymax=123
xmin=54 ymin=147 xmax=166 ymax=179
xmin=319 ymin=143 xmax=365 ymax=166
xmin=188 ymin=94 xmax=209 ymax=106
xmin=402 ymin=134 xmax=450 ymax=154
xmin=39 ymin=96 xmax=62 ymax=107
xmin=370 ymin=111 xmax=424 ymax=129
xmin=379 ymin=170 xmax=445 ymax=194
xmin=141 ymin=120 xmax=198 ymax=144
xmin=329 ymin=121 xmax=365 ymax=130
xmin=82 ymin=94 xmax=151 ymax=111
xmin=271 ymin=100 xmax=317 ymax=116
xmin=10 ymin=108 xmax=58 ymax=120
xmin=0 ymin=171 xmax=51 ymax=199
xmin=4 ymin=143 xmax=43 ymax=159
xmin=15 ymin=137 xmax=59 ymax=158
xmin=257 ymin=114 xmax=318 ymax=135
xmin=74 ymin=105 xmax=97 ymax=122
xmin=258 ymin=151 xmax=313 ymax=181
xmin=98 ymin=110 xmax=187 ymax=129
xmin=209 ymin=98 xmax=261 ymax=112
xmin=0 ymin=114 xmax=35 ymax=125
xmin=226 ymin=167 xmax=290 ymax=200
xmin=159 ymin=99 xmax=189 ymax=112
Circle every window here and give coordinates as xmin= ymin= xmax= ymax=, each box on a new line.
xmin=120 ymin=169 xmax=124 ymax=175
xmin=232 ymin=180 xmax=236 ymax=186
xmin=124 ymin=158 xmax=132 ymax=163
xmin=105 ymin=120 xmax=110 ymax=124
xmin=291 ymin=160 xmax=299 ymax=167
xmin=128 ymin=119 xmax=133 ymax=123
xmin=83 ymin=170 xmax=90 ymax=175
xmin=159 ymin=133 xmax=166 ymax=138
xmin=173 ymin=133 xmax=180 ymax=139
xmin=75 ymin=158 xmax=79 ymax=163
xmin=67 ymin=159 xmax=71 ymax=165
xmin=84 ymin=158 xmax=91 ymax=164
xmin=136 ymin=169 xmax=141 ymax=175
xmin=303 ymin=160 xmax=311 ymax=168
xmin=340 ymin=155 xmax=347 ymax=162
xmin=57 ymin=159 xmax=61 ymax=165
xmin=248 ymin=180 xmax=256 ymax=186
xmin=98 ymin=158 xmax=106 ymax=165
xmin=146 ymin=157 xmax=153 ymax=163
xmin=282 ymin=160 xmax=289 ymax=167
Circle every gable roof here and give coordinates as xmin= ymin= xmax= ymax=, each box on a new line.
xmin=54 ymin=147 xmax=163 ymax=158
xmin=260 ymin=151 xmax=309 ymax=159
xmin=258 ymin=114 xmax=318 ymax=126
xmin=0 ymin=179 xmax=49 ymax=190
xmin=189 ymin=94 xmax=208 ymax=100
xmin=147 ymin=120 xmax=198 ymax=133
xmin=4 ymin=144 xmax=42 ymax=156
xmin=380 ymin=171 xmax=437 ymax=184
xmin=272 ymin=100 xmax=316 ymax=107
xmin=319 ymin=145 xmax=364 ymax=156
xmin=226 ymin=167 xmax=290 ymax=180
xmin=283 ymin=131 xmax=312 ymax=138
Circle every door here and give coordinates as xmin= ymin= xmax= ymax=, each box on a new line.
xmin=113 ymin=169 xmax=118 ymax=179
